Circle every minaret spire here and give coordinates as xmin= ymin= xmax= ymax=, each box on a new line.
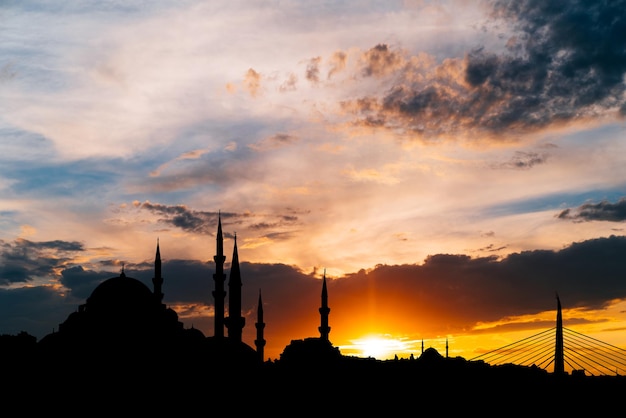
xmin=255 ymin=289 xmax=266 ymax=363
xmin=152 ymin=238 xmax=164 ymax=304
xmin=318 ymin=269 xmax=331 ymax=341
xmin=212 ymin=212 xmax=227 ymax=338
xmin=225 ymin=233 xmax=245 ymax=342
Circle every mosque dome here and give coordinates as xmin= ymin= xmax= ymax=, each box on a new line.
xmin=86 ymin=271 xmax=157 ymax=316
xmin=43 ymin=269 xmax=184 ymax=350
xmin=420 ymin=347 xmax=443 ymax=361
xmin=184 ymin=325 xmax=206 ymax=341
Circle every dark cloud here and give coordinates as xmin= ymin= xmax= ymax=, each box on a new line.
xmin=360 ymin=44 xmax=404 ymax=77
xmin=492 ymin=151 xmax=548 ymax=169
xmin=328 ymin=51 xmax=347 ymax=79
xmin=4 ymin=235 xmax=626 ymax=358
xmin=0 ymin=286 xmax=75 ymax=338
xmin=558 ymin=198 xmax=626 ymax=222
xmin=59 ymin=265 xmax=113 ymax=301
xmin=342 ymin=0 xmax=626 ymax=140
xmin=476 ymin=243 xmax=507 ymax=253
xmin=328 ymin=235 xmax=626 ymax=337
xmin=279 ymin=73 xmax=298 ymax=92
xmin=479 ymin=0 xmax=626 ymax=121
xmin=248 ymin=133 xmax=299 ymax=151
xmin=139 ymin=201 xmax=218 ymax=234
xmin=306 ymin=57 xmax=321 ymax=83
xmin=144 ymin=259 xmax=214 ymax=305
xmin=0 ymin=238 xmax=85 ymax=285
xmin=137 ymin=201 xmax=301 ymax=237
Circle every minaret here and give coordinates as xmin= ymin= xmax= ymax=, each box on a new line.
xmin=318 ymin=270 xmax=331 ymax=341
xmin=212 ymin=213 xmax=227 ymax=338
xmin=225 ymin=233 xmax=245 ymax=342
xmin=255 ymin=289 xmax=266 ymax=363
xmin=554 ymin=293 xmax=565 ymax=375
xmin=152 ymin=238 xmax=164 ymax=305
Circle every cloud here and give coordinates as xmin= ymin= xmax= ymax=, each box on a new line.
xmin=305 ymin=57 xmax=321 ymax=83
xmin=0 ymin=238 xmax=85 ymax=285
xmin=341 ymin=165 xmax=401 ymax=184
xmin=360 ymin=44 xmax=405 ymax=77
xmin=492 ymin=151 xmax=548 ymax=169
xmin=59 ymin=265 xmax=113 ymax=300
xmin=244 ymin=68 xmax=262 ymax=97
xmin=248 ymin=133 xmax=299 ymax=152
xmin=558 ymin=198 xmax=626 ymax=222
xmin=0 ymin=286 xmax=72 ymax=337
xmin=488 ymin=0 xmax=626 ymax=106
xmin=327 ymin=51 xmax=347 ymax=80
xmin=337 ymin=0 xmax=626 ymax=142
xmin=135 ymin=202 xmax=301 ymax=237
xmin=150 ymin=149 xmax=210 ymax=177
xmin=328 ymin=235 xmax=626 ymax=336
xmin=278 ymin=73 xmax=298 ymax=92
xmin=137 ymin=201 xmax=218 ymax=234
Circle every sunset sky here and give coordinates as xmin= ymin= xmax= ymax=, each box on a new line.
xmin=2 ymin=0 xmax=626 ymax=367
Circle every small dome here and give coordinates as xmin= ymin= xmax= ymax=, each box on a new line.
xmin=184 ymin=326 xmax=206 ymax=340
xmin=420 ymin=347 xmax=443 ymax=362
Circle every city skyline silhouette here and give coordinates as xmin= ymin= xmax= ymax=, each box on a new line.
xmin=3 ymin=0 xmax=626 ymax=366
xmin=4 ymin=214 xmax=626 ymax=375
xmin=3 ymin=3 xmax=626 ymax=412
xmin=2 ymin=216 xmax=626 ymax=416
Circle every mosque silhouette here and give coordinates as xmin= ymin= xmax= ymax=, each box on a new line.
xmin=34 ymin=213 xmax=339 ymax=375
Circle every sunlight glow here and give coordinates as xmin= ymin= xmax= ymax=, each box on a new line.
xmin=349 ymin=336 xmax=411 ymax=359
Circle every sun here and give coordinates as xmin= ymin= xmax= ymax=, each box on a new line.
xmin=350 ymin=336 xmax=411 ymax=360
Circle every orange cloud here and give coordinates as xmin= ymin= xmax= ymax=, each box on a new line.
xmin=244 ymin=68 xmax=262 ymax=97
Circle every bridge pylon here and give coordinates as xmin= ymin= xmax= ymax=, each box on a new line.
xmin=554 ymin=293 xmax=565 ymax=375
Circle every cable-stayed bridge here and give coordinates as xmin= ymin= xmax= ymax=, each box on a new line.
xmin=469 ymin=296 xmax=626 ymax=376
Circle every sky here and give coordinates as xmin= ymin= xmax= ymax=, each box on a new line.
xmin=2 ymin=0 xmax=626 ymax=367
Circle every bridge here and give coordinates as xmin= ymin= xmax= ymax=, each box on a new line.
xmin=469 ymin=295 xmax=626 ymax=376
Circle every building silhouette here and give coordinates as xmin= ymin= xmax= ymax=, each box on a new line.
xmin=212 ymin=212 xmax=226 ymax=338
xmin=33 ymin=209 xmax=343 ymax=373
xmin=34 ymin=214 xmax=270 ymax=380
xmin=203 ymin=215 xmax=259 ymax=366
xmin=224 ymin=233 xmax=245 ymax=342
xmin=255 ymin=289 xmax=266 ymax=363
xmin=38 ymin=240 xmax=200 ymax=353
xmin=279 ymin=270 xmax=342 ymax=365
xmin=318 ymin=269 xmax=331 ymax=341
